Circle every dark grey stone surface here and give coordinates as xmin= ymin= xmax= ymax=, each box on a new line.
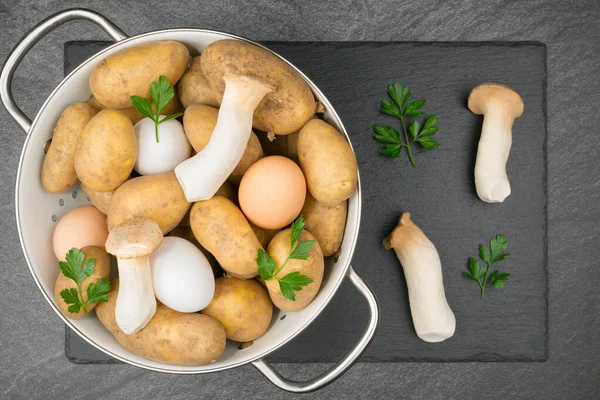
xmin=1 ymin=0 xmax=599 ymax=398
xmin=64 ymin=40 xmax=547 ymax=363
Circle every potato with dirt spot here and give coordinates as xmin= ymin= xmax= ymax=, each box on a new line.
xmin=74 ymin=110 xmax=136 ymax=192
xmin=96 ymin=280 xmax=226 ymax=366
xmin=201 ymin=40 xmax=316 ymax=135
xmin=190 ymin=196 xmax=262 ymax=279
xmin=89 ymin=41 xmax=190 ymax=109
xmin=301 ymin=192 xmax=347 ymax=257
xmin=298 ymin=119 xmax=358 ymax=205
xmin=177 ymin=55 xmax=219 ymax=108
xmin=54 ymin=246 xmax=111 ymax=319
xmin=202 ymin=277 xmax=273 ymax=342
xmin=108 ymin=172 xmax=190 ymax=234
xmin=266 ymin=229 xmax=324 ymax=311
xmin=41 ymin=103 xmax=97 ymax=194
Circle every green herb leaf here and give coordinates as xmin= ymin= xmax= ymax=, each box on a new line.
xmin=64 ymin=248 xmax=87 ymax=284
xmin=468 ymin=257 xmax=480 ymax=279
xmin=423 ymin=114 xmax=438 ymax=130
xmin=289 ymin=240 xmax=316 ymax=261
xmin=490 ymin=235 xmax=508 ymax=259
xmin=373 ymin=125 xmax=401 ymax=144
xmin=387 ymin=83 xmax=410 ymax=111
xmin=257 ymin=249 xmax=276 ymax=280
xmin=150 ymin=75 xmax=174 ymax=116
xmin=157 ymin=113 xmax=184 ymax=125
xmin=380 ymin=100 xmax=400 ymax=117
xmin=290 ymin=215 xmax=306 ymax=251
xmin=479 ymin=244 xmax=490 ymax=263
xmin=278 ymin=272 xmax=314 ymax=301
xmin=380 ymin=144 xmax=402 ymax=157
xmin=492 ymin=281 xmax=505 ymax=289
xmin=86 ymin=279 xmax=111 ymax=304
xmin=131 ymin=96 xmax=154 ymax=120
xmin=464 ymin=235 xmax=511 ymax=299
xmin=405 ymin=100 xmax=425 ymax=116
xmin=463 ymin=272 xmax=477 ymax=281
xmin=60 ymin=288 xmax=81 ymax=313
xmin=416 ymin=137 xmax=440 ymax=150
xmin=409 ymin=120 xmax=420 ymax=140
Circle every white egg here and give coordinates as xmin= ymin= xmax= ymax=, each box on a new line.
xmin=150 ymin=237 xmax=215 ymax=313
xmin=134 ymin=117 xmax=191 ymax=175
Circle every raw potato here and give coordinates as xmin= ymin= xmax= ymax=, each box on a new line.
xmin=250 ymin=223 xmax=280 ymax=248
xmin=301 ymin=193 xmax=347 ymax=257
xmin=202 ymin=277 xmax=273 ymax=342
xmin=87 ymin=92 xmax=183 ymax=126
xmin=177 ymin=55 xmax=219 ymax=108
xmin=74 ymin=110 xmax=136 ymax=192
xmin=96 ymin=280 xmax=226 ymax=366
xmin=183 ymin=104 xmax=263 ymax=178
xmin=190 ymin=196 xmax=262 ymax=279
xmin=80 ymin=182 xmax=115 ymax=215
xmin=298 ymin=119 xmax=358 ymax=205
xmin=266 ymin=229 xmax=324 ymax=311
xmin=54 ymin=246 xmax=110 ymax=319
xmin=177 ymin=181 xmax=235 ymax=227
xmin=108 ymin=172 xmax=190 ymax=234
xmin=168 ymin=226 xmax=223 ymax=277
xmin=90 ymin=41 xmax=190 ymax=109
xmin=201 ymin=40 xmax=316 ymax=135
xmin=41 ymin=103 xmax=98 ymax=194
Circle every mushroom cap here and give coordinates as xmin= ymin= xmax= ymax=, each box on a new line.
xmin=105 ymin=217 xmax=163 ymax=259
xmin=468 ymin=82 xmax=524 ymax=119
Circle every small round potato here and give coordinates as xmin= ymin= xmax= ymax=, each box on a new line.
xmin=183 ymin=104 xmax=263 ymax=179
xmin=90 ymin=41 xmax=190 ymax=109
xmin=201 ymin=40 xmax=316 ymax=135
xmin=190 ymin=196 xmax=262 ymax=279
xmin=108 ymin=172 xmax=190 ymax=234
xmin=301 ymin=193 xmax=347 ymax=257
xmin=54 ymin=246 xmax=111 ymax=319
xmin=41 ymin=103 xmax=98 ymax=194
xmin=97 ymin=280 xmax=226 ymax=366
xmin=177 ymin=55 xmax=219 ymax=108
xmin=298 ymin=119 xmax=358 ymax=205
xmin=266 ymin=229 xmax=324 ymax=311
xmin=74 ymin=110 xmax=136 ymax=192
xmin=202 ymin=277 xmax=273 ymax=342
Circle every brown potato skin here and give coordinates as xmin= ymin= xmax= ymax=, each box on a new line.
xmin=168 ymin=226 xmax=223 ymax=278
xmin=74 ymin=110 xmax=136 ymax=192
xmin=250 ymin=223 xmax=280 ymax=248
xmin=96 ymin=280 xmax=226 ymax=366
xmin=108 ymin=172 xmax=190 ymax=234
xmin=41 ymin=103 xmax=98 ymax=194
xmin=80 ymin=182 xmax=114 ymax=215
xmin=190 ymin=196 xmax=262 ymax=279
xmin=87 ymin=92 xmax=183 ymax=126
xmin=201 ymin=40 xmax=315 ymax=135
xmin=183 ymin=104 xmax=263 ymax=178
xmin=266 ymin=229 xmax=324 ymax=311
xmin=301 ymin=193 xmax=347 ymax=256
xmin=90 ymin=41 xmax=190 ymax=109
xmin=298 ymin=119 xmax=358 ymax=205
xmin=178 ymin=181 xmax=236 ymax=227
xmin=202 ymin=277 xmax=273 ymax=342
xmin=177 ymin=55 xmax=219 ymax=108
xmin=54 ymin=246 xmax=111 ymax=319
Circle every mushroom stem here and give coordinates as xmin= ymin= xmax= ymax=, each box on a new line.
xmin=115 ymin=257 xmax=156 ymax=334
xmin=175 ymin=74 xmax=274 ymax=202
xmin=474 ymin=108 xmax=514 ymax=203
xmin=384 ymin=213 xmax=455 ymax=343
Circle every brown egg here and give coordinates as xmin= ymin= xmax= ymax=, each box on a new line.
xmin=52 ymin=206 xmax=109 ymax=261
xmin=238 ymin=156 xmax=306 ymax=229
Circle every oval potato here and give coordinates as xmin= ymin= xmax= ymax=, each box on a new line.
xmin=90 ymin=41 xmax=190 ymax=109
xmin=190 ymin=196 xmax=262 ymax=279
xmin=202 ymin=277 xmax=273 ymax=342
xmin=80 ymin=182 xmax=115 ymax=215
xmin=108 ymin=172 xmax=190 ymax=234
xmin=183 ymin=104 xmax=263 ymax=179
xmin=201 ymin=40 xmax=315 ymax=135
xmin=301 ymin=193 xmax=347 ymax=257
xmin=74 ymin=110 xmax=136 ymax=192
xmin=178 ymin=181 xmax=236 ymax=227
xmin=54 ymin=246 xmax=111 ymax=319
xmin=96 ymin=280 xmax=226 ymax=366
xmin=298 ymin=119 xmax=358 ymax=205
xmin=177 ymin=55 xmax=219 ymax=108
xmin=41 ymin=103 xmax=98 ymax=194
xmin=266 ymin=229 xmax=324 ymax=311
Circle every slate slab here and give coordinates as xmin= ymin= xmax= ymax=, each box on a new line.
xmin=64 ymin=40 xmax=547 ymax=363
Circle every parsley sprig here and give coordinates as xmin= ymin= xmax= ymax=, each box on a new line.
xmin=59 ymin=248 xmax=111 ymax=315
xmin=131 ymin=75 xmax=183 ymax=143
xmin=257 ymin=216 xmax=315 ymax=301
xmin=373 ymin=83 xmax=440 ymax=167
xmin=463 ymin=235 xmax=511 ymax=299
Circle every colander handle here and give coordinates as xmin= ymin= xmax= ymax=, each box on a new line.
xmin=0 ymin=8 xmax=127 ymax=132
xmin=252 ymin=266 xmax=380 ymax=393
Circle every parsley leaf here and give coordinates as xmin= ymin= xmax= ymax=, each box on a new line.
xmin=373 ymin=83 xmax=440 ymax=167
xmin=464 ymin=235 xmax=511 ymax=299
xmin=131 ymin=75 xmax=182 ymax=143
xmin=58 ymin=248 xmax=111 ymax=315
xmin=255 ymin=216 xmax=315 ymax=301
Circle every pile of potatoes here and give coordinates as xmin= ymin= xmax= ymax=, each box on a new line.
xmin=42 ymin=39 xmax=358 ymax=366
